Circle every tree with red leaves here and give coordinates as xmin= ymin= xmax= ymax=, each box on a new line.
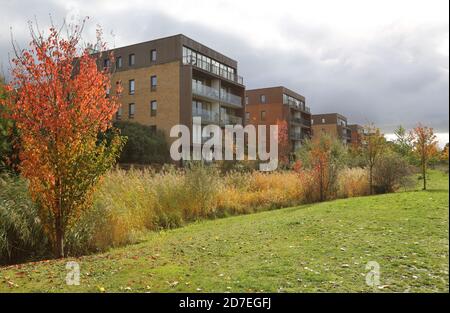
xmin=2 ymin=20 xmax=124 ymax=257
xmin=276 ymin=119 xmax=290 ymax=166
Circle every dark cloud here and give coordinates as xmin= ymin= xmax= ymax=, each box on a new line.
xmin=0 ymin=1 xmax=448 ymax=133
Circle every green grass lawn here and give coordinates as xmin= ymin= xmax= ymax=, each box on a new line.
xmin=1 ymin=170 xmax=448 ymax=293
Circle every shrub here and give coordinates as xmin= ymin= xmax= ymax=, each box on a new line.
xmin=373 ymin=151 xmax=414 ymax=193
xmin=114 ymin=121 xmax=170 ymax=164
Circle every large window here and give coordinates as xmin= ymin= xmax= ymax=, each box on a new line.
xmin=182 ymin=46 xmax=238 ymax=82
xmin=150 ymin=100 xmax=157 ymax=116
xmin=260 ymin=94 xmax=266 ymax=104
xmin=129 ymin=79 xmax=135 ymax=95
xmin=283 ymin=93 xmax=307 ymax=111
xmin=128 ymin=103 xmax=135 ymax=119
xmin=129 ymin=53 xmax=135 ymax=66
xmin=260 ymin=110 xmax=266 ymax=121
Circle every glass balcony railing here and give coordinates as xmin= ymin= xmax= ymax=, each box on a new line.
xmin=192 ymin=82 xmax=242 ymax=107
xmin=192 ymin=110 xmax=220 ymax=124
xmin=291 ymin=116 xmax=311 ymax=126
xmin=284 ymin=99 xmax=311 ymax=113
xmin=220 ymin=114 xmax=242 ymax=125
xmin=183 ymin=56 xmax=244 ymax=85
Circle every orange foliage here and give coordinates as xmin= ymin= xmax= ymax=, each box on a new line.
xmin=3 ymin=21 xmax=123 ymax=257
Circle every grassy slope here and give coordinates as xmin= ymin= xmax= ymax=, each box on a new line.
xmin=0 ymin=170 xmax=448 ymax=293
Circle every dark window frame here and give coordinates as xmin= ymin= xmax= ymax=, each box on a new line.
xmin=260 ymin=110 xmax=266 ymax=121
xmin=129 ymin=53 xmax=135 ymax=66
xmin=151 ymin=75 xmax=157 ymax=91
xmin=129 ymin=79 xmax=135 ymax=95
xmin=150 ymin=100 xmax=157 ymax=116
xmin=116 ymin=56 xmax=122 ymax=68
xmin=260 ymin=94 xmax=266 ymax=104
xmin=150 ymin=49 xmax=157 ymax=62
xmin=128 ymin=103 xmax=135 ymax=119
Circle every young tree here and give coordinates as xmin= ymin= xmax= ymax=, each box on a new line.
xmin=2 ymin=21 xmax=124 ymax=257
xmin=276 ymin=119 xmax=290 ymax=166
xmin=296 ymin=134 xmax=347 ymax=201
xmin=410 ymin=124 xmax=438 ymax=190
xmin=392 ymin=125 xmax=413 ymax=158
xmin=361 ymin=124 xmax=386 ymax=195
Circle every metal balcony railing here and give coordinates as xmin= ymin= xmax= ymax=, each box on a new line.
xmin=183 ymin=56 xmax=244 ymax=85
xmin=192 ymin=82 xmax=242 ymax=107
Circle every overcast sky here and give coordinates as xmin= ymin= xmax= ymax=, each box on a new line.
xmin=0 ymin=0 xmax=448 ymax=143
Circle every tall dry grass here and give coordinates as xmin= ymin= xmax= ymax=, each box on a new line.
xmin=69 ymin=165 xmax=370 ymax=253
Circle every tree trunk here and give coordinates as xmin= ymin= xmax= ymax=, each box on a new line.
xmin=369 ymin=165 xmax=373 ymax=195
xmin=422 ymin=155 xmax=427 ymax=190
xmin=55 ymin=215 xmax=64 ymax=258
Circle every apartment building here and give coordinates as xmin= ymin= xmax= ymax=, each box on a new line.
xmin=348 ymin=124 xmax=364 ymax=147
xmin=245 ymin=87 xmax=312 ymax=153
xmin=311 ymin=113 xmax=352 ymax=144
xmin=100 ymin=34 xmax=245 ymax=144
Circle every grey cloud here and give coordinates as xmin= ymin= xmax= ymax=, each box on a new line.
xmin=0 ymin=1 xmax=448 ymax=133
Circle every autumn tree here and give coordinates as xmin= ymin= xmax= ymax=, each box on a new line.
xmin=276 ymin=119 xmax=290 ymax=166
xmin=361 ymin=124 xmax=386 ymax=195
xmin=296 ymin=134 xmax=347 ymax=201
xmin=410 ymin=124 xmax=438 ymax=190
xmin=2 ymin=20 xmax=124 ymax=257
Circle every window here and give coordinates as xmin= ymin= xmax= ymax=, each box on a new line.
xmin=260 ymin=110 xmax=266 ymax=121
xmin=129 ymin=79 xmax=135 ymax=95
xmin=245 ymin=96 xmax=249 ymax=105
xmin=151 ymin=75 xmax=157 ymax=91
xmin=105 ymin=88 xmax=110 ymax=98
xmin=150 ymin=100 xmax=157 ymax=116
xmin=116 ymin=106 xmax=122 ymax=120
xmin=150 ymin=125 xmax=157 ymax=133
xmin=128 ymin=103 xmax=135 ymax=119
xmin=321 ymin=118 xmax=325 ymax=123
xmin=245 ymin=112 xmax=250 ymax=121
xmin=260 ymin=94 xmax=266 ymax=103
xmin=103 ymin=59 xmax=110 ymax=68
xmin=150 ymin=49 xmax=157 ymax=62
xmin=129 ymin=53 xmax=135 ymax=66
xmin=311 ymin=119 xmax=314 ymax=125
xmin=116 ymin=56 xmax=122 ymax=68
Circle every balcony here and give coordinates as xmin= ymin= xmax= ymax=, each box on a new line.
xmin=285 ymin=99 xmax=311 ymax=113
xmin=192 ymin=110 xmax=220 ymax=124
xmin=183 ymin=56 xmax=244 ymax=85
xmin=291 ymin=116 xmax=311 ymax=127
xmin=192 ymin=82 xmax=242 ymax=107
xmin=220 ymin=114 xmax=242 ymax=126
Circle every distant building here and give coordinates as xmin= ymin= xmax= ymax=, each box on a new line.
xmin=311 ymin=113 xmax=352 ymax=144
xmin=348 ymin=124 xmax=364 ymax=147
xmin=245 ymin=86 xmax=312 ymax=153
